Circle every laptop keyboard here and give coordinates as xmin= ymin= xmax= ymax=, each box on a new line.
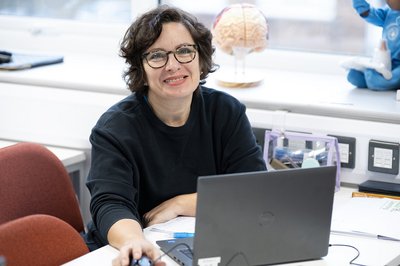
xmin=179 ymin=248 xmax=193 ymax=259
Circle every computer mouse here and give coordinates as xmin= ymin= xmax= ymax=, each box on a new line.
xmin=130 ymin=255 xmax=152 ymax=266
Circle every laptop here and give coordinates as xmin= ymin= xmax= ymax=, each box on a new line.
xmin=0 ymin=51 xmax=63 ymax=71
xmin=157 ymin=166 xmax=337 ymax=266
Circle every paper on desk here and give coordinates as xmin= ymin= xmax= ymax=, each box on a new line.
xmin=146 ymin=216 xmax=195 ymax=234
xmin=331 ymin=197 xmax=400 ymax=240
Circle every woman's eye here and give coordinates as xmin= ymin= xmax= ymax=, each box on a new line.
xmin=149 ymin=52 xmax=166 ymax=61
xmin=176 ymin=48 xmax=193 ymax=55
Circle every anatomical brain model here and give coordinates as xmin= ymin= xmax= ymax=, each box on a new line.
xmin=212 ymin=3 xmax=269 ymax=87
xmin=212 ymin=3 xmax=269 ymax=56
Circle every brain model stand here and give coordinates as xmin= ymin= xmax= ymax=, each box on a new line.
xmin=212 ymin=3 xmax=269 ymax=87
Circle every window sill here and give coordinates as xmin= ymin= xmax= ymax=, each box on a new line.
xmin=0 ymin=51 xmax=398 ymax=124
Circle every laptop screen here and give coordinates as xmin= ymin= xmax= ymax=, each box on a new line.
xmin=157 ymin=166 xmax=337 ymax=266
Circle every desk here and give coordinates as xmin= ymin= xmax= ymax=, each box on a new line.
xmin=63 ymin=187 xmax=400 ymax=266
xmin=0 ymin=140 xmax=86 ymax=202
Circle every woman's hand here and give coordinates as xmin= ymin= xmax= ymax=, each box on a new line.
xmin=108 ymin=219 xmax=165 ymax=266
xmin=144 ymin=193 xmax=197 ymax=226
xmin=112 ymin=237 xmax=165 ymax=266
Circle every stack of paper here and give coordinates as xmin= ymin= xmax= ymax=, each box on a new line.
xmin=146 ymin=216 xmax=195 ymax=234
xmin=331 ymin=197 xmax=400 ymax=241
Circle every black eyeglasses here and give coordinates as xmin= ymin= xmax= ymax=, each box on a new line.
xmin=142 ymin=44 xmax=197 ymax=69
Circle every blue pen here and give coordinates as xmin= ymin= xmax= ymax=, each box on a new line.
xmin=173 ymin=232 xmax=195 ymax=238
xmin=149 ymin=228 xmax=195 ymax=238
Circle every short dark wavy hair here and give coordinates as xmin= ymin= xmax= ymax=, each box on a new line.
xmin=120 ymin=5 xmax=218 ymax=93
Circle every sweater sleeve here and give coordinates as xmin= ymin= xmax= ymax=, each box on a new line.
xmin=86 ymin=125 xmax=141 ymax=242
xmin=213 ymin=92 xmax=267 ymax=173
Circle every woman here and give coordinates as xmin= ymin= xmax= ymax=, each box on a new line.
xmin=85 ymin=5 xmax=266 ymax=266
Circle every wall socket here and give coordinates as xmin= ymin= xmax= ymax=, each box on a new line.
xmin=329 ymin=134 xmax=356 ymax=169
xmin=368 ymin=139 xmax=399 ymax=175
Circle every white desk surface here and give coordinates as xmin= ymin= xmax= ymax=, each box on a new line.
xmin=63 ymin=186 xmax=400 ymax=266
xmin=0 ymin=139 xmax=85 ymax=167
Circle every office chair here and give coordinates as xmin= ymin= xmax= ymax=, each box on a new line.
xmin=0 ymin=142 xmax=85 ymax=233
xmin=0 ymin=214 xmax=89 ymax=266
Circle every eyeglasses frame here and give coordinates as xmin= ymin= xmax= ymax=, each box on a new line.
xmin=142 ymin=44 xmax=198 ymax=69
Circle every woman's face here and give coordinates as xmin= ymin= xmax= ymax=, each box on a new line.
xmin=143 ymin=22 xmax=201 ymax=101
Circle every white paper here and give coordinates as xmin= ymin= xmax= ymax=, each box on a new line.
xmin=146 ymin=216 xmax=195 ymax=234
xmin=331 ymin=197 xmax=400 ymax=240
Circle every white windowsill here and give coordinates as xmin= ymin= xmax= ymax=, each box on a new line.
xmin=0 ymin=49 xmax=398 ymax=124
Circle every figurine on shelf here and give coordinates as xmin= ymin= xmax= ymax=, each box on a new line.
xmin=343 ymin=0 xmax=400 ymax=91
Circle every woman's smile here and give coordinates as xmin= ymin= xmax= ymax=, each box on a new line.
xmin=163 ymin=75 xmax=188 ymax=85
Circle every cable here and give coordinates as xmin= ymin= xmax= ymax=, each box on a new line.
xmin=225 ymin=251 xmax=251 ymax=266
xmin=155 ymin=244 xmax=366 ymax=266
xmin=152 ymin=242 xmax=193 ymax=265
xmin=152 ymin=243 xmax=252 ymax=266
xmin=329 ymin=243 xmax=367 ymax=266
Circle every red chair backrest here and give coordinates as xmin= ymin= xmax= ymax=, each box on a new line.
xmin=0 ymin=214 xmax=89 ymax=266
xmin=0 ymin=142 xmax=84 ymax=232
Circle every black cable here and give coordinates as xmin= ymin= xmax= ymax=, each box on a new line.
xmin=329 ymin=243 xmax=367 ymax=266
xmin=153 ymin=244 xmax=253 ymax=266
xmin=225 ymin=251 xmax=251 ymax=266
xmin=152 ymin=243 xmax=252 ymax=266
xmin=154 ymin=244 xmax=366 ymax=266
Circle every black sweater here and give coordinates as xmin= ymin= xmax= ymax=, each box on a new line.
xmin=86 ymin=86 xmax=266 ymax=246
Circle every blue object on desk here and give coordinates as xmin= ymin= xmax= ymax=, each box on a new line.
xmin=149 ymin=227 xmax=194 ymax=238
xmin=173 ymin=232 xmax=195 ymax=238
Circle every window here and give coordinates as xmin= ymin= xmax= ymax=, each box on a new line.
xmin=161 ymin=0 xmax=385 ymax=55
xmin=0 ymin=0 xmax=134 ymax=23
xmin=0 ymin=1 xmax=156 ymax=56
xmin=0 ymin=0 xmax=385 ymax=63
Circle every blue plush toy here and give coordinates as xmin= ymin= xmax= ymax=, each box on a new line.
xmin=346 ymin=0 xmax=400 ymax=91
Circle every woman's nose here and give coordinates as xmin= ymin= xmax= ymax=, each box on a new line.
xmin=165 ymin=53 xmax=181 ymax=71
